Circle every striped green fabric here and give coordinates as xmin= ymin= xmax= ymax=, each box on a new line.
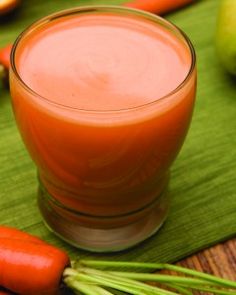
xmin=0 ymin=0 xmax=236 ymax=264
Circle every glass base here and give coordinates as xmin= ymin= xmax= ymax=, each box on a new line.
xmin=38 ymin=183 xmax=169 ymax=252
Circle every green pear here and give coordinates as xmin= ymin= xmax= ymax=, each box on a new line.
xmin=216 ymin=0 xmax=236 ymax=75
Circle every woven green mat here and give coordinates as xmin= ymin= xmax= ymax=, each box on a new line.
xmin=1 ymin=0 xmax=236 ymax=263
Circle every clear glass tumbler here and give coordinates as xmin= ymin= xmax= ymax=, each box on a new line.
xmin=10 ymin=6 xmax=196 ymax=252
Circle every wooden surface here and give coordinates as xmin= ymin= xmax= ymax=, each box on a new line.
xmin=155 ymin=238 xmax=236 ymax=294
xmin=178 ymin=238 xmax=236 ymax=286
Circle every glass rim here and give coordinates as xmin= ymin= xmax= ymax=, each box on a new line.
xmin=10 ymin=5 xmax=196 ymax=113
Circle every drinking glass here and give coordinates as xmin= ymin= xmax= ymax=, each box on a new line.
xmin=10 ymin=6 xmax=197 ymax=252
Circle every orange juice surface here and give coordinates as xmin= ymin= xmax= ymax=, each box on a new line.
xmin=11 ymin=11 xmax=196 ymax=216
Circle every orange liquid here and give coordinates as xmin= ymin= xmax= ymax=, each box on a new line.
xmin=10 ymin=12 xmax=196 ymax=217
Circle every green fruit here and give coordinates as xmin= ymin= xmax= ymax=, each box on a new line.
xmin=216 ymin=0 xmax=236 ymax=75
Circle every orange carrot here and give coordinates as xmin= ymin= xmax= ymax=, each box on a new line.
xmin=0 ymin=44 xmax=12 ymax=86
xmin=124 ymin=0 xmax=194 ymax=14
xmin=0 ymin=238 xmax=69 ymax=294
xmin=0 ymin=44 xmax=12 ymax=70
xmin=0 ymin=225 xmax=45 ymax=244
xmin=0 ymin=226 xmax=234 ymax=295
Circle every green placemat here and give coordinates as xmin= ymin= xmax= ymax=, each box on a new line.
xmin=1 ymin=0 xmax=236 ymax=263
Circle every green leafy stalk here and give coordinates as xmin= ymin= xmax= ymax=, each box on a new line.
xmin=174 ymin=283 xmax=236 ymax=295
xmin=161 ymin=264 xmax=236 ymax=290
xmin=107 ymin=271 xmax=217 ymax=287
xmin=79 ymin=260 xmax=236 ymax=289
xmin=65 ymin=260 xmax=236 ymax=295
xmin=91 ymin=286 xmax=117 ymax=295
xmin=65 ymin=277 xmax=100 ymax=295
xmin=65 ymin=270 xmax=150 ymax=295
xmin=163 ymin=283 xmax=193 ymax=295
xmin=76 ymin=267 xmax=179 ymax=295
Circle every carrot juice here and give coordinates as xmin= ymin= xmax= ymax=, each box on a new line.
xmin=10 ymin=6 xmax=196 ymax=251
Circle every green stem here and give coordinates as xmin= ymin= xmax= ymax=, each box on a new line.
xmin=88 ymin=285 xmax=116 ymax=295
xmin=175 ymin=283 xmax=236 ymax=295
xmin=163 ymin=283 xmax=193 ymax=295
xmin=162 ymin=264 xmax=236 ymax=290
xmin=77 ymin=267 xmax=179 ymax=295
xmin=79 ymin=260 xmax=236 ymax=289
xmin=64 ymin=267 xmax=78 ymax=277
xmin=78 ymin=260 xmax=156 ymax=270
xmin=64 ymin=277 xmax=100 ymax=295
xmin=65 ymin=271 xmax=147 ymax=295
xmin=107 ymin=271 xmax=216 ymax=287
